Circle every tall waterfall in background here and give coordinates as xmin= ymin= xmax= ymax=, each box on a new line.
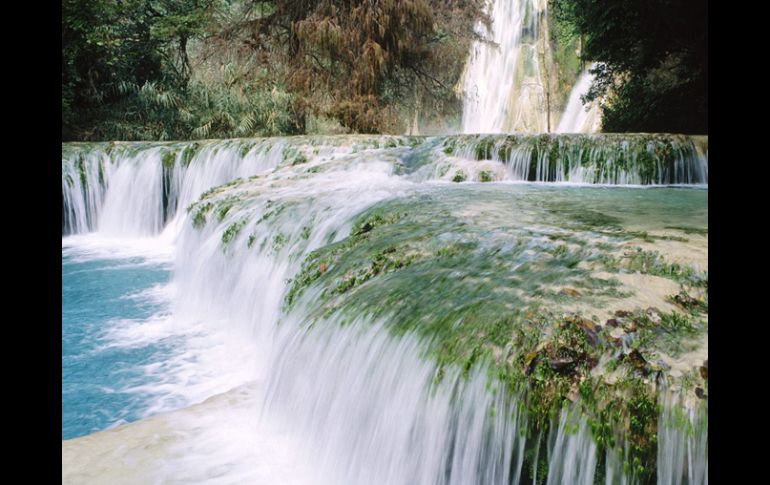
xmin=555 ymin=66 xmax=601 ymax=133
xmin=460 ymin=0 xmax=548 ymax=134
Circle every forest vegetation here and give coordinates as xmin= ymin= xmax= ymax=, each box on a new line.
xmin=62 ymin=0 xmax=487 ymax=140
xmin=550 ymin=0 xmax=708 ymax=134
xmin=62 ymin=0 xmax=707 ymax=141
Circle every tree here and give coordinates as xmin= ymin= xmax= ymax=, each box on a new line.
xmin=268 ymin=0 xmax=435 ymax=133
xmin=260 ymin=0 xmax=484 ymax=133
xmin=62 ymin=0 xmax=486 ymax=139
xmin=62 ymin=0 xmax=216 ymax=140
xmin=550 ymin=0 xmax=707 ymax=133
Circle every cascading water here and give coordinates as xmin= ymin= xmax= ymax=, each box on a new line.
xmin=657 ymin=389 xmax=708 ymax=485
xmin=61 ymin=139 xmax=288 ymax=237
xmin=555 ymin=66 xmax=601 ymax=134
xmin=62 ymin=135 xmax=708 ymax=484
xmin=441 ymin=133 xmax=708 ymax=184
xmin=460 ymin=0 xmax=548 ymax=133
xmin=546 ymin=410 xmax=598 ymax=485
xmin=62 ymin=134 xmax=709 ymax=238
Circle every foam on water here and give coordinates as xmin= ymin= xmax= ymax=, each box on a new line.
xmin=62 ymin=135 xmax=707 ymax=483
xmin=62 ymin=233 xmax=174 ymax=263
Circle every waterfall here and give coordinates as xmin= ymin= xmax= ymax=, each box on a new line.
xmin=62 ymin=138 xmax=296 ymax=236
xmin=155 ymin=143 xmax=532 ymax=483
xmin=62 ymin=148 xmax=109 ymax=234
xmin=62 ymin=136 xmax=708 ymax=483
xmin=460 ymin=0 xmax=548 ymax=133
xmin=546 ymin=410 xmax=598 ymax=485
xmin=556 ymin=67 xmax=601 ymax=133
xmin=657 ymin=390 xmax=708 ymax=485
xmin=62 ymin=134 xmax=709 ymax=238
xmin=443 ymin=134 xmax=708 ymax=184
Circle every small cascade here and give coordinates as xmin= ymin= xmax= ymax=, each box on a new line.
xmin=63 ymin=133 xmax=708 ymax=238
xmin=62 ymin=139 xmax=296 ymax=236
xmin=657 ymin=390 xmax=708 ymax=485
xmin=62 ymin=148 xmax=109 ymax=234
xmin=62 ymin=134 xmax=709 ymax=237
xmin=443 ymin=134 xmax=708 ymax=184
xmin=546 ymin=409 xmax=597 ymax=485
xmin=97 ymin=147 xmax=167 ymax=236
xmin=63 ymin=136 xmax=708 ymax=483
xmin=556 ymin=66 xmax=601 ymax=134
xmin=604 ymin=447 xmax=637 ymax=485
xmin=256 ymin=322 xmax=529 ymax=485
xmin=460 ymin=0 xmax=549 ymax=133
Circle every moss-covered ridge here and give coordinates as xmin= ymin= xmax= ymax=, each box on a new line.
xmin=62 ymin=134 xmax=429 ymax=235
xmin=183 ymin=168 xmax=707 ymax=483
xmin=63 ymin=133 xmax=708 ymax=207
xmin=440 ymin=133 xmax=708 ymax=185
xmin=281 ymin=185 xmax=707 ymax=484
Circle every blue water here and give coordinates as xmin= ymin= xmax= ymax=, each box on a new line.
xmin=62 ymin=251 xmax=174 ymax=439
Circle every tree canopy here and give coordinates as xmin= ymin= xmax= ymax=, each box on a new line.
xmin=62 ymin=0 xmax=484 ymax=140
xmin=62 ymin=0 xmax=219 ymax=140
xmin=551 ymin=0 xmax=708 ymax=133
xmin=62 ymin=0 xmax=707 ymax=139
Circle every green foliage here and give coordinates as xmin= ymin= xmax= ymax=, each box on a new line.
xmin=62 ymin=0 xmax=217 ymax=140
xmin=283 ymin=146 xmax=308 ymax=166
xmin=472 ymin=136 xmax=496 ymax=160
xmin=272 ymin=232 xmax=287 ymax=252
xmin=452 ymin=170 xmax=467 ymax=183
xmin=62 ymin=0 xmax=304 ymax=140
xmin=547 ymin=6 xmax=582 ymax=111
xmin=63 ymin=0 xmax=486 ymax=139
xmin=608 ymin=248 xmax=708 ymax=288
xmin=190 ymin=201 xmax=213 ymax=228
xmin=162 ymin=149 xmax=177 ymax=169
xmin=550 ymin=0 xmax=707 ymax=133
xmin=222 ymin=219 xmax=246 ymax=245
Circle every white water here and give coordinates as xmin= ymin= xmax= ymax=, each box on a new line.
xmin=657 ymin=390 xmax=708 ymax=485
xmin=546 ymin=410 xmax=597 ymax=485
xmin=62 ymin=138 xmax=707 ymax=484
xmin=460 ymin=0 xmax=547 ymax=133
xmin=556 ymin=67 xmax=601 ymax=134
xmin=129 ymin=149 xmax=532 ymax=483
xmin=62 ymin=139 xmax=287 ymax=237
xmin=444 ymin=135 xmax=708 ymax=185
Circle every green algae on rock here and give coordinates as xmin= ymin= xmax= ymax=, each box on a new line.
xmin=276 ymin=185 xmax=707 ymax=483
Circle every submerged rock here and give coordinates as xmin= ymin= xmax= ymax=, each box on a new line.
xmin=645 ymin=307 xmax=662 ymax=324
xmin=548 ymin=355 xmax=578 ymax=373
xmin=623 ymin=349 xmax=651 ymax=376
xmin=700 ymin=360 xmax=708 ymax=379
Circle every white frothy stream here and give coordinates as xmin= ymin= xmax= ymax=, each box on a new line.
xmin=62 ymin=138 xmax=707 ymax=484
xmin=460 ymin=0 xmax=548 ymax=133
xmin=555 ymin=66 xmax=601 ymax=134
